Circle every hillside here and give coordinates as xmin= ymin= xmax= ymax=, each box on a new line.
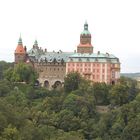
xmin=0 ymin=62 xmax=140 ymax=139
xmin=121 ymin=73 xmax=140 ymax=81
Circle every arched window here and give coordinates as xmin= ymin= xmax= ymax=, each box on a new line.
xmin=53 ymin=81 xmax=62 ymax=89
xmin=44 ymin=80 xmax=49 ymax=88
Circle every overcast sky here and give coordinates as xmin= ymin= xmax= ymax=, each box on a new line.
xmin=0 ymin=0 xmax=140 ymax=73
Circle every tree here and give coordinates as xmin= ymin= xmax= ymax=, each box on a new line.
xmin=119 ymin=77 xmax=138 ymax=100
xmin=63 ymin=93 xmax=96 ymax=117
xmin=92 ymin=83 xmax=110 ymax=105
xmin=56 ymin=109 xmax=80 ymax=131
xmin=64 ymin=72 xmax=82 ymax=93
xmin=0 ymin=61 xmax=13 ymax=80
xmin=4 ymin=63 xmax=38 ymax=84
xmin=1 ymin=124 xmax=20 ymax=140
xmin=109 ymin=83 xmax=130 ymax=106
xmin=0 ymin=80 xmax=11 ymax=97
xmin=0 ymin=112 xmax=7 ymax=133
xmin=4 ymin=68 xmax=14 ymax=81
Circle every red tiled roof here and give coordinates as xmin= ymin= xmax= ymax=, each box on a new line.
xmin=15 ymin=45 xmax=25 ymax=54
xmin=77 ymin=43 xmax=92 ymax=47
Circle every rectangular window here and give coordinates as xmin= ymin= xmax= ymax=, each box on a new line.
xmin=115 ymin=64 xmax=118 ymax=68
xmin=112 ymin=71 xmax=115 ymax=78
xmin=112 ymin=64 xmax=115 ymax=67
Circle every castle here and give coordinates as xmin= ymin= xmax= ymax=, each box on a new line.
xmin=14 ymin=22 xmax=120 ymax=88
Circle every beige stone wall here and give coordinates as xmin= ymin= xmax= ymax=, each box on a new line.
xmin=35 ymin=63 xmax=66 ymax=88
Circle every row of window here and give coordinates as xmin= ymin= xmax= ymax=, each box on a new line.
xmin=37 ymin=63 xmax=118 ymax=68
xmin=39 ymin=68 xmax=64 ymax=72
xmin=68 ymin=63 xmax=105 ymax=67
xmin=68 ymin=68 xmax=105 ymax=73
xmin=84 ymin=75 xmax=105 ymax=80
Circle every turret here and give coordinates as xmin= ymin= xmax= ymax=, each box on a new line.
xmin=33 ymin=39 xmax=39 ymax=49
xmin=14 ymin=35 xmax=26 ymax=63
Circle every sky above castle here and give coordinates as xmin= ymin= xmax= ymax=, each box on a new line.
xmin=0 ymin=0 xmax=140 ymax=73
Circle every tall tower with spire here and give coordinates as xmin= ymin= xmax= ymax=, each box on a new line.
xmin=77 ymin=21 xmax=93 ymax=53
xmin=14 ymin=36 xmax=26 ymax=63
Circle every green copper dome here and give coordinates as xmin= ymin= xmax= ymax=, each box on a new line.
xmin=81 ymin=30 xmax=91 ymax=35
xmin=81 ymin=21 xmax=91 ymax=35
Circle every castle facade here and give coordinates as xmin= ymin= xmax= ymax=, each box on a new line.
xmin=14 ymin=22 xmax=120 ymax=88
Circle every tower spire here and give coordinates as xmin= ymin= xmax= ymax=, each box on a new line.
xmin=18 ymin=34 xmax=22 ymax=45
xmin=84 ymin=20 xmax=88 ymax=30
xmin=81 ymin=21 xmax=90 ymax=35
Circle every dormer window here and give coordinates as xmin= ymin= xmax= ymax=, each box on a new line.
xmin=87 ymin=58 xmax=90 ymax=62
xmin=79 ymin=58 xmax=82 ymax=62
xmin=95 ymin=58 xmax=98 ymax=62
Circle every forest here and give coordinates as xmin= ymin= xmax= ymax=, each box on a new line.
xmin=0 ymin=61 xmax=140 ymax=140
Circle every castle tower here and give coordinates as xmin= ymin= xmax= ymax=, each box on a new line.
xmin=14 ymin=36 xmax=26 ymax=63
xmin=77 ymin=21 xmax=93 ymax=53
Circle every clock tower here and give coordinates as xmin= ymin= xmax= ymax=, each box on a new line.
xmin=77 ymin=21 xmax=93 ymax=53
